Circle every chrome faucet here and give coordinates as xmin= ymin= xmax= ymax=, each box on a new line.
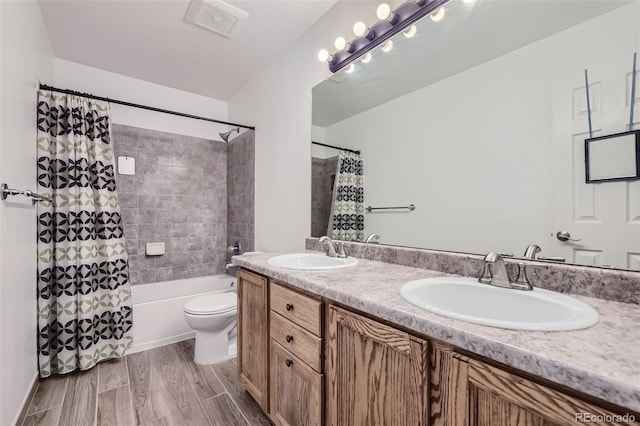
xmin=319 ymin=236 xmax=347 ymax=258
xmin=523 ymin=244 xmax=541 ymax=260
xmin=523 ymin=244 xmax=566 ymax=262
xmin=478 ymin=251 xmax=512 ymax=289
xmin=364 ymin=233 xmax=380 ymax=244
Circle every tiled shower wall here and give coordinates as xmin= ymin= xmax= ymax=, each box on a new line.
xmin=311 ymin=156 xmax=338 ymax=237
xmin=227 ymin=130 xmax=255 ymax=255
xmin=112 ymin=124 xmax=228 ymax=284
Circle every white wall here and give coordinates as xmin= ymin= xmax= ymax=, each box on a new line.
xmin=311 ymin=125 xmax=335 ymax=159
xmin=228 ymin=2 xmax=374 ymax=251
xmin=0 ymin=20 xmax=232 ymax=426
xmin=54 ymin=59 xmax=230 ymax=139
xmin=322 ymin=5 xmax=637 ymax=255
xmin=0 ymin=1 xmax=55 ymax=424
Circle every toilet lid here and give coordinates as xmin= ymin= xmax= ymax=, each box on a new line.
xmin=184 ymin=292 xmax=237 ymax=315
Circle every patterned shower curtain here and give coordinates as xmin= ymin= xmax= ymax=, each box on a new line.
xmin=36 ymin=90 xmax=133 ymax=377
xmin=327 ymin=151 xmax=364 ymax=241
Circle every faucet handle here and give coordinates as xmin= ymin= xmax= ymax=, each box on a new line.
xmin=538 ymin=256 xmax=566 ymax=263
xmin=513 ymin=262 xmax=548 ymax=291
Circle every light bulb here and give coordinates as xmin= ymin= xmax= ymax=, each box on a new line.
xmin=360 ymin=52 xmax=372 ymax=63
xmin=334 ymin=36 xmax=347 ymax=51
xmin=376 ymin=3 xmax=392 ymax=20
xmin=345 ymin=63 xmax=355 ymax=74
xmin=353 ymin=21 xmax=368 ymax=37
xmin=403 ymin=25 xmax=417 ymax=38
xmin=430 ymin=7 xmax=445 ymax=22
xmin=318 ymin=49 xmax=329 ymax=62
xmin=381 ymin=39 xmax=393 ymax=53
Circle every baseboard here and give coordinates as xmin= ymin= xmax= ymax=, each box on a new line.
xmin=126 ymin=331 xmax=196 ymax=355
xmin=13 ymin=372 xmax=39 ymax=426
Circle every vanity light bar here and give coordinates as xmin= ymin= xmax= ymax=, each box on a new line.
xmin=326 ymin=0 xmax=452 ymax=73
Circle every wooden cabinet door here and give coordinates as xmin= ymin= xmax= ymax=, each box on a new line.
xmin=429 ymin=344 xmax=469 ymax=426
xmin=270 ymin=341 xmax=323 ymax=426
xmin=326 ymin=305 xmax=429 ymax=426
xmin=448 ymin=352 xmax=638 ymax=426
xmin=237 ymin=269 xmax=269 ymax=411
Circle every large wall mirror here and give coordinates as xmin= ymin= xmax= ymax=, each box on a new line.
xmin=311 ymin=0 xmax=640 ymax=271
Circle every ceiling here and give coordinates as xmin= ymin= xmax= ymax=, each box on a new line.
xmin=38 ymin=0 xmax=337 ymax=101
xmin=313 ymin=0 xmax=633 ymax=127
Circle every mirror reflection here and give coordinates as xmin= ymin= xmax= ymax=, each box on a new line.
xmin=311 ymin=0 xmax=640 ymax=270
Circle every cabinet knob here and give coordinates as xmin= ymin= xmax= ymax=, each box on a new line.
xmin=286 ymin=335 xmax=294 ymax=343
xmin=286 ymin=303 xmax=294 ymax=311
xmin=285 ymin=359 xmax=293 ymax=367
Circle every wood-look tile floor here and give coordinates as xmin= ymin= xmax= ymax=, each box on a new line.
xmin=19 ymin=340 xmax=271 ymax=426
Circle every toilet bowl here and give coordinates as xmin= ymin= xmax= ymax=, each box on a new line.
xmin=184 ymin=292 xmax=237 ymax=365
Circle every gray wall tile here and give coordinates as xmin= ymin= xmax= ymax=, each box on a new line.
xmin=311 ymin=156 xmax=338 ymax=237
xmin=156 ymin=267 xmax=173 ymax=282
xmin=113 ymin=124 xmax=230 ymax=285
xmin=226 ymin=131 xmax=255 ymax=254
xmin=138 ymin=195 xmax=156 ymax=209
xmin=119 ymin=193 xmax=138 ymax=209
xmin=156 ymin=209 xmax=173 ymax=224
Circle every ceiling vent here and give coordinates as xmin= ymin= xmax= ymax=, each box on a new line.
xmin=184 ymin=0 xmax=249 ymax=38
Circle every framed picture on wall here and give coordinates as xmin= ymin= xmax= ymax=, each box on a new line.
xmin=585 ymin=130 xmax=640 ymax=183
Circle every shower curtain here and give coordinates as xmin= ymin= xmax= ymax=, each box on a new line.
xmin=36 ymin=90 xmax=132 ymax=377
xmin=327 ymin=151 xmax=364 ymax=241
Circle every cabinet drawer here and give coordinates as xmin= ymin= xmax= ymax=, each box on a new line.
xmin=270 ymin=341 xmax=323 ymax=426
xmin=271 ymin=282 xmax=322 ymax=336
xmin=271 ymin=312 xmax=322 ymax=372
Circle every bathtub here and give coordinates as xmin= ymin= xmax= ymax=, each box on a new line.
xmin=128 ymin=274 xmax=237 ymax=354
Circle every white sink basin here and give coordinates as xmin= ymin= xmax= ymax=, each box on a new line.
xmin=400 ymin=277 xmax=599 ymax=331
xmin=268 ymin=253 xmax=358 ymax=270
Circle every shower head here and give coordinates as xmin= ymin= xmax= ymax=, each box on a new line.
xmin=219 ymin=127 xmax=240 ymax=142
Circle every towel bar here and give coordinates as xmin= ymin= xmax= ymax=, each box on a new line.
xmin=1 ymin=183 xmax=52 ymax=205
xmin=365 ymin=204 xmax=415 ymax=212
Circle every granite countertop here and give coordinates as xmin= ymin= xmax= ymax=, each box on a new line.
xmin=233 ymin=251 xmax=640 ymax=412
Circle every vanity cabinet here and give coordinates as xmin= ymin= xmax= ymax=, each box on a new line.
xmin=269 ymin=280 xmax=324 ymax=426
xmin=238 ymin=268 xmax=637 ymax=426
xmin=237 ymin=269 xmax=269 ymax=412
xmin=430 ymin=345 xmax=637 ymax=426
xmin=237 ymin=270 xmax=325 ymax=426
xmin=270 ymin=341 xmax=323 ymax=425
xmin=326 ymin=305 xmax=429 ymax=425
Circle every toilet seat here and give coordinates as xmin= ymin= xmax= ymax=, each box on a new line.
xmin=184 ymin=292 xmax=237 ymax=315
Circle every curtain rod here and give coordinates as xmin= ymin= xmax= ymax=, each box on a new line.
xmin=39 ymin=83 xmax=255 ymax=131
xmin=311 ymin=141 xmax=360 ymax=155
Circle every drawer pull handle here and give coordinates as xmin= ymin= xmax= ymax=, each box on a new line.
xmin=285 ymin=359 xmax=293 ymax=367
xmin=286 ymin=303 xmax=294 ymax=311
xmin=286 ymin=335 xmax=294 ymax=343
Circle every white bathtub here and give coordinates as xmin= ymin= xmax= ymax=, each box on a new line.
xmin=128 ymin=274 xmax=237 ymax=354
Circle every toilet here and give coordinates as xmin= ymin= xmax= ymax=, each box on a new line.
xmin=183 ymin=292 xmax=237 ymax=365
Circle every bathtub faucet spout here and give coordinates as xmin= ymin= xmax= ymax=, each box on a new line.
xmin=225 ymin=262 xmax=238 ymax=271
